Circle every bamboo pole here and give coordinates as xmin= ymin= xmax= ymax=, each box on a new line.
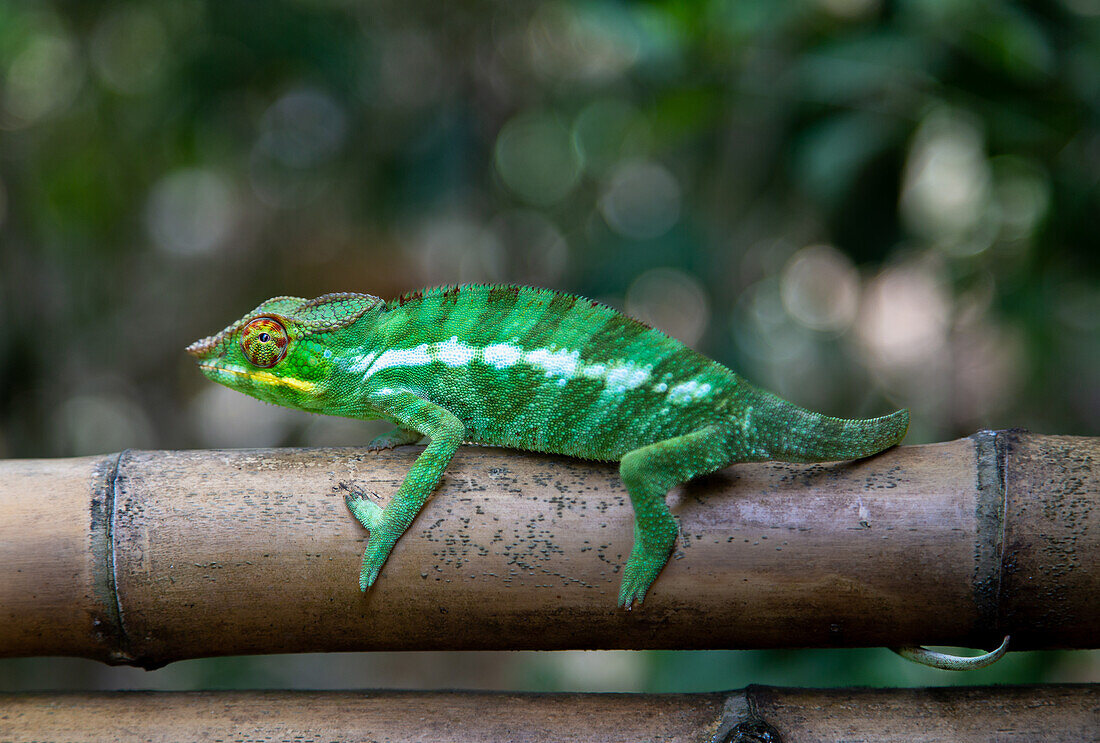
xmin=0 ymin=431 xmax=1096 ymax=666
xmin=0 ymin=686 xmax=1095 ymax=742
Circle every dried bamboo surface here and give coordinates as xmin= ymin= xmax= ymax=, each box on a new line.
xmin=0 ymin=686 xmax=1095 ymax=743
xmin=0 ymin=431 xmax=1095 ymax=666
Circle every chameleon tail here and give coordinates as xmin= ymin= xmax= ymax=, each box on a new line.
xmin=746 ymin=388 xmax=909 ymax=463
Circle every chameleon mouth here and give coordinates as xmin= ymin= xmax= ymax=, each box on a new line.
xmin=200 ymin=362 xmax=318 ymax=394
xmin=196 ymin=362 xmax=237 ymax=384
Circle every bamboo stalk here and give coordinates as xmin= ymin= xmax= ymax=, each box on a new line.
xmin=0 ymin=686 xmax=1095 ymax=743
xmin=0 ymin=431 xmax=1096 ymax=666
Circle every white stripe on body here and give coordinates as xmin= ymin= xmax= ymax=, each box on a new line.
xmin=349 ymin=336 xmax=710 ymax=404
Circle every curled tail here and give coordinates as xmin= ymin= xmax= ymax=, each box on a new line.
xmin=745 ymin=388 xmax=909 ymax=463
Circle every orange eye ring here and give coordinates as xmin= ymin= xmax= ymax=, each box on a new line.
xmin=240 ymin=317 xmax=289 ymax=368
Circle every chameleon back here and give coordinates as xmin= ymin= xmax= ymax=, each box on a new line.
xmin=343 ymin=285 xmax=736 ymax=460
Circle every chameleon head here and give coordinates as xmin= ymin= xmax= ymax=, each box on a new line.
xmin=186 ymin=293 xmax=384 ymax=412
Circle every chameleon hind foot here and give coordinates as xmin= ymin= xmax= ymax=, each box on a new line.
xmin=357 ymin=529 xmax=399 ymax=590
xmin=617 ymin=546 xmax=673 ymax=610
xmin=617 ymin=519 xmax=677 ymax=610
xmin=617 ymin=425 xmax=729 ymax=610
xmin=892 ymin=635 xmax=1011 ymax=670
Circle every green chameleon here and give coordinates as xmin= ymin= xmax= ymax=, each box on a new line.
xmin=188 ymin=285 xmax=1007 ymax=669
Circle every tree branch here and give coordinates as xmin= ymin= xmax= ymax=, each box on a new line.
xmin=0 ymin=431 xmax=1095 ymax=667
xmin=1 ymin=686 xmax=1096 ymax=742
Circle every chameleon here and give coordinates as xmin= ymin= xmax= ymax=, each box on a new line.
xmin=186 ymin=284 xmax=1006 ymax=668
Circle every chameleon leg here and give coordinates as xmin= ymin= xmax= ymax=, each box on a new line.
xmin=350 ymin=390 xmax=465 ymax=591
xmin=366 ymin=426 xmax=423 ymax=451
xmin=618 ymin=425 xmax=732 ymax=609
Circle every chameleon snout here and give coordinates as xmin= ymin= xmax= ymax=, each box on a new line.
xmin=186 ymin=338 xmax=212 ymax=358
xmin=186 ymin=333 xmax=226 ymax=361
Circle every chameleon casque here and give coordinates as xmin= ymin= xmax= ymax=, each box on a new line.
xmin=187 ymin=284 xmax=909 ymax=608
xmin=188 ymin=285 xmax=1010 ymax=669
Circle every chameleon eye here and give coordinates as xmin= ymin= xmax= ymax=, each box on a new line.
xmin=240 ymin=317 xmax=289 ymax=368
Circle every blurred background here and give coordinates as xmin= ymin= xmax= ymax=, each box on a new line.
xmin=0 ymin=0 xmax=1097 ymax=691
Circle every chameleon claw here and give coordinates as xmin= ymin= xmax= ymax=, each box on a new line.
xmin=892 ymin=635 xmax=1011 ymax=670
xmin=359 ymin=569 xmax=378 ymax=592
xmin=337 ymin=480 xmax=377 ymax=500
xmin=617 ymin=580 xmax=649 ymax=611
xmin=617 ymin=550 xmax=665 ymax=610
xmin=617 ymin=590 xmax=640 ymax=611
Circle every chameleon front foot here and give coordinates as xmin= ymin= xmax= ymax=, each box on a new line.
xmin=365 ymin=426 xmax=423 ymax=451
xmin=339 ymin=482 xmax=384 ymax=532
xmin=338 ymin=482 xmax=396 ymax=591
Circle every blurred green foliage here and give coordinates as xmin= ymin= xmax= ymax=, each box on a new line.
xmin=0 ymin=0 xmax=1096 ymax=691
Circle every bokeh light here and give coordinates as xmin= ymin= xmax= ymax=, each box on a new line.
xmin=373 ymin=29 xmax=446 ymax=111
xmin=494 ymin=111 xmax=583 ymax=205
xmin=2 ymin=28 xmax=82 ymax=128
xmin=951 ymin=313 xmax=1026 ymax=427
xmin=146 ymin=169 xmax=240 ymax=256
xmin=250 ymin=88 xmax=347 ymax=207
xmin=992 ymin=156 xmax=1050 ymax=242
xmin=1062 ymin=0 xmax=1100 ymax=15
xmin=409 ymin=214 xmax=502 ymax=285
xmin=900 ymin=109 xmax=992 ymax=252
xmin=89 ymin=5 xmax=168 ymax=95
xmin=857 ymin=258 xmax=951 ymax=372
xmin=598 ymin=159 xmax=681 ymax=239
xmin=625 ymin=268 xmax=709 ymax=346
xmin=525 ymin=2 xmax=641 ymax=83
xmin=573 ymin=99 xmax=650 ymax=177
xmin=259 ymin=88 xmax=347 ymax=169
xmin=735 ymin=276 xmax=814 ymax=367
xmin=780 ymin=245 xmax=860 ymax=333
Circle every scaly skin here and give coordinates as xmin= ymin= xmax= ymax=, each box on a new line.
xmin=187 ymin=285 xmax=910 ymax=609
xmin=893 ymin=635 xmax=1011 ymax=670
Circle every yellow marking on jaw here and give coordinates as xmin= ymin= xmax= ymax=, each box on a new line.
xmin=202 ymin=364 xmax=317 ymax=394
